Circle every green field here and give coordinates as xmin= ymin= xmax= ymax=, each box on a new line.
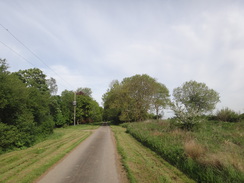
xmin=112 ymin=125 xmax=195 ymax=183
xmin=122 ymin=120 xmax=244 ymax=182
xmin=0 ymin=125 xmax=98 ymax=183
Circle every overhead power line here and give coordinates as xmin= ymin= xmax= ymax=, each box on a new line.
xmin=0 ymin=40 xmax=69 ymax=90
xmin=0 ymin=24 xmax=74 ymax=89
xmin=0 ymin=40 xmax=35 ymax=67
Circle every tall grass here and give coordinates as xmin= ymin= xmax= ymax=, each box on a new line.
xmin=112 ymin=125 xmax=195 ymax=183
xmin=123 ymin=120 xmax=244 ymax=182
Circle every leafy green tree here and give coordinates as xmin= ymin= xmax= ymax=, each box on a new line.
xmin=0 ymin=60 xmax=31 ymax=126
xmin=0 ymin=60 xmax=36 ymax=149
xmin=103 ymin=80 xmax=129 ymax=122
xmin=75 ymin=92 xmax=103 ymax=123
xmin=172 ymin=80 xmax=220 ymax=129
xmin=15 ymin=68 xmax=54 ymax=133
xmin=0 ymin=123 xmax=18 ymax=151
xmin=103 ymin=74 xmax=170 ymax=123
xmin=60 ymin=90 xmax=74 ymax=125
xmin=15 ymin=68 xmax=49 ymax=93
xmin=0 ymin=59 xmax=38 ymax=150
xmin=27 ymin=87 xmax=51 ymax=124
xmin=76 ymin=94 xmax=91 ymax=123
xmin=90 ymin=100 xmax=103 ymax=122
xmin=0 ymin=59 xmax=10 ymax=110
xmin=173 ymin=80 xmax=220 ymax=114
xmin=49 ymin=96 xmax=66 ymax=127
xmin=122 ymin=74 xmax=158 ymax=121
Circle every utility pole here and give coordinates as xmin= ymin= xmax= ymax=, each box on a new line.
xmin=73 ymin=92 xmax=76 ymax=126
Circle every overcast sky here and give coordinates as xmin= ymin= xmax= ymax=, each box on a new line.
xmin=1 ymin=0 xmax=244 ymax=116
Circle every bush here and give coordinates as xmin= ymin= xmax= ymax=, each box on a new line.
xmin=239 ymin=113 xmax=244 ymax=121
xmin=216 ymin=108 xmax=240 ymax=122
xmin=39 ymin=116 xmax=55 ymax=135
xmin=0 ymin=123 xmax=18 ymax=152
xmin=0 ymin=117 xmax=37 ymax=152
xmin=169 ymin=116 xmax=203 ymax=131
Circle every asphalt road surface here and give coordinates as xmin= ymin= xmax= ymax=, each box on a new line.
xmin=37 ymin=124 xmax=121 ymax=183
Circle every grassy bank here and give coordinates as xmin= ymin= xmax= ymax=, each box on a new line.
xmin=0 ymin=124 xmax=98 ymax=183
xmin=112 ymin=125 xmax=195 ymax=183
xmin=122 ymin=120 xmax=244 ymax=182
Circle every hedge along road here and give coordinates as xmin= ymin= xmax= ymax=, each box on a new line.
xmin=37 ymin=123 xmax=123 ymax=183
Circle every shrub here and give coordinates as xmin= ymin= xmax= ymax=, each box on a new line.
xmin=39 ymin=116 xmax=55 ymax=135
xmin=216 ymin=108 xmax=240 ymax=122
xmin=239 ymin=113 xmax=244 ymax=121
xmin=0 ymin=123 xmax=18 ymax=152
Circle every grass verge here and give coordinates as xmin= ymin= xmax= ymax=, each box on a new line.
xmin=123 ymin=120 xmax=244 ymax=182
xmin=0 ymin=124 xmax=98 ymax=183
xmin=111 ymin=125 xmax=195 ymax=183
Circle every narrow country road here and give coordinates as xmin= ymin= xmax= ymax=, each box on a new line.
xmin=37 ymin=124 xmax=121 ymax=183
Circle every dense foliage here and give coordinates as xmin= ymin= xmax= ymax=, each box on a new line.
xmin=103 ymin=74 xmax=170 ymax=123
xmin=123 ymin=120 xmax=244 ymax=183
xmin=76 ymin=91 xmax=103 ymax=124
xmin=0 ymin=59 xmax=102 ymax=153
xmin=0 ymin=59 xmax=53 ymax=151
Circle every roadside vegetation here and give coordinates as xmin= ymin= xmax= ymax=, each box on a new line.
xmin=105 ymin=75 xmax=243 ymax=182
xmin=112 ymin=125 xmax=195 ymax=183
xmin=2 ymin=57 xmax=244 ymax=183
xmin=0 ymin=59 xmax=103 ymax=153
xmin=122 ymin=120 xmax=244 ymax=182
xmin=0 ymin=124 xmax=98 ymax=183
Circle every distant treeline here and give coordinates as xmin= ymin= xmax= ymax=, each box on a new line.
xmin=0 ymin=59 xmax=103 ymax=153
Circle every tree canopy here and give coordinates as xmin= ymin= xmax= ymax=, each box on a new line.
xmin=15 ymin=68 xmax=49 ymax=92
xmin=0 ymin=59 xmax=54 ymax=150
xmin=103 ymin=74 xmax=170 ymax=123
xmin=0 ymin=59 xmax=103 ymax=152
xmin=171 ymin=80 xmax=220 ymax=129
xmin=172 ymin=80 xmax=220 ymax=115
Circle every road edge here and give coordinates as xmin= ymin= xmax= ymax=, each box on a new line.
xmin=34 ymin=129 xmax=96 ymax=183
xmin=110 ymin=126 xmax=129 ymax=183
